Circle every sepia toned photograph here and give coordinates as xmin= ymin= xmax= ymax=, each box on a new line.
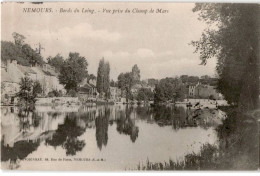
xmin=0 ymin=2 xmax=259 ymax=171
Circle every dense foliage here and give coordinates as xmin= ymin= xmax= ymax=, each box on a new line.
xmin=58 ymin=52 xmax=88 ymax=92
xmin=191 ymin=3 xmax=259 ymax=110
xmin=1 ymin=33 xmax=44 ymax=66
xmin=131 ymin=64 xmax=141 ymax=84
xmin=136 ymin=88 xmax=153 ymax=102
xmin=47 ymin=54 xmax=64 ymax=72
xmin=154 ymin=77 xmax=184 ymax=104
xmin=118 ymin=72 xmax=134 ymax=102
xmin=16 ymin=77 xmax=42 ymax=107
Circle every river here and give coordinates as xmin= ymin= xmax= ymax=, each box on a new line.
xmin=1 ymin=104 xmax=225 ymax=170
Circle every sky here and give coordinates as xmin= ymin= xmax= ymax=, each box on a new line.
xmin=1 ymin=2 xmax=217 ymax=80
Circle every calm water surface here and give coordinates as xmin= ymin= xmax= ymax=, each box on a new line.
xmin=1 ymin=104 xmax=222 ymax=170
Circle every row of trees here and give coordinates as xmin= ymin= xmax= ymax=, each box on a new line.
xmin=48 ymin=55 xmax=111 ymax=98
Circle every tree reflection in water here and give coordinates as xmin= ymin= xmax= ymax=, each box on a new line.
xmin=1 ymin=107 xmax=41 ymax=169
xmin=95 ymin=107 xmax=109 ymax=150
xmin=116 ymin=105 xmax=139 ymax=143
xmin=1 ymin=138 xmax=40 ymax=170
xmin=45 ymin=113 xmax=86 ymax=156
xmin=138 ymin=106 xmax=259 ymax=170
xmin=135 ymin=105 xmax=221 ymax=130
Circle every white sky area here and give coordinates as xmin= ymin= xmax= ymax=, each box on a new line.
xmin=1 ymin=2 xmax=217 ymax=80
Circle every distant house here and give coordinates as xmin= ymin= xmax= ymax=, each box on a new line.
xmin=1 ymin=60 xmax=38 ymax=105
xmin=187 ymin=82 xmax=220 ymax=99
xmin=188 ymin=84 xmax=196 ymax=97
xmin=78 ymin=82 xmax=97 ymax=101
xmin=195 ymin=84 xmax=219 ymax=99
xmin=110 ymin=86 xmax=121 ymax=101
xmin=1 ymin=60 xmax=65 ymax=101
xmin=1 ymin=63 xmax=19 ymax=105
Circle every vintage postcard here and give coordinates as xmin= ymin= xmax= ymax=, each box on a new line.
xmin=1 ymin=2 xmax=259 ymax=171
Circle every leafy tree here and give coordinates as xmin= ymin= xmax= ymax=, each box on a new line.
xmin=17 ymin=77 xmax=42 ymax=107
xmin=187 ymin=76 xmax=199 ymax=84
xmin=131 ymin=64 xmax=141 ymax=84
xmin=191 ymin=3 xmax=259 ymax=111
xmin=12 ymin=32 xmax=25 ymax=47
xmin=110 ymin=79 xmax=117 ymax=87
xmin=154 ymin=77 xmax=182 ymax=103
xmin=47 ymin=54 xmax=64 ymax=72
xmin=148 ymin=78 xmax=159 ymax=87
xmin=58 ymin=52 xmax=88 ymax=92
xmin=22 ymin=44 xmax=43 ymax=66
xmin=48 ymin=89 xmax=62 ymax=97
xmin=17 ymin=77 xmax=34 ymax=104
xmin=137 ymin=88 xmax=153 ymax=102
xmin=32 ymin=81 xmax=42 ymax=97
xmin=154 ymin=84 xmax=165 ymax=104
xmin=1 ymin=41 xmax=29 ymax=66
xmin=118 ymin=72 xmax=134 ymax=102
xmin=96 ymin=58 xmax=110 ymax=98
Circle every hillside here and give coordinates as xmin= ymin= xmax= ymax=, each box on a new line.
xmin=1 ymin=41 xmax=44 ymax=66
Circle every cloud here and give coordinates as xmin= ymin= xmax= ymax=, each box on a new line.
xmin=101 ymin=48 xmax=216 ymax=79
xmin=24 ymin=22 xmax=122 ymax=47
xmin=136 ymin=48 xmax=155 ymax=58
xmin=103 ymin=50 xmax=130 ymax=58
xmin=58 ymin=23 xmax=122 ymax=42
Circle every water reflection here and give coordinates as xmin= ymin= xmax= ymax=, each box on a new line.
xmin=1 ymin=107 xmax=41 ymax=169
xmin=1 ymin=104 xmax=223 ymax=170
xmin=116 ymin=105 xmax=139 ymax=143
xmin=95 ymin=108 xmax=109 ymax=150
xmin=136 ymin=105 xmax=223 ymax=130
xmin=45 ymin=113 xmax=86 ymax=156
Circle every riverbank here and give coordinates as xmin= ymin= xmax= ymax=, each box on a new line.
xmin=136 ymin=106 xmax=259 ymax=170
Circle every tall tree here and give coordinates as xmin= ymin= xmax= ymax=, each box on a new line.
xmin=97 ymin=58 xmax=105 ymax=94
xmin=191 ymin=3 xmax=259 ymax=111
xmin=96 ymin=58 xmax=110 ymax=98
xmin=58 ymin=52 xmax=88 ymax=92
xmin=131 ymin=64 xmax=141 ymax=84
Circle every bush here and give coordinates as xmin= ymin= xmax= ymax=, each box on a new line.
xmin=209 ymin=95 xmax=215 ymax=100
xmin=48 ymin=92 xmax=55 ymax=97
xmin=48 ymin=89 xmax=63 ymax=97
xmin=68 ymin=90 xmax=77 ymax=97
